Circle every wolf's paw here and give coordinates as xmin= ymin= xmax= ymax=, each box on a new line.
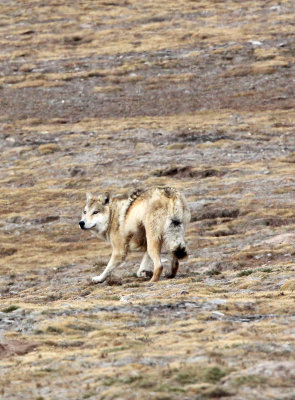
xmin=165 ymin=271 xmax=176 ymax=279
xmin=137 ymin=270 xmax=153 ymax=279
xmin=92 ymin=275 xmax=106 ymax=284
xmin=144 ymin=270 xmax=153 ymax=279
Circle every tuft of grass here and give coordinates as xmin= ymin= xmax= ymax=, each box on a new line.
xmin=105 ymin=345 xmax=130 ymax=353
xmin=102 ymin=377 xmax=117 ymax=386
xmin=34 ymin=329 xmax=44 ymax=335
xmin=41 ymin=367 xmax=57 ymax=373
xmin=110 ymin=295 xmax=121 ymax=301
xmin=124 ymin=282 xmax=141 ymax=288
xmin=203 ymin=366 xmax=227 ymax=383
xmin=100 ymin=294 xmax=121 ymax=301
xmin=2 ymin=305 xmax=19 ymax=313
xmin=176 ymin=365 xmax=227 ymax=385
xmin=231 ymin=374 xmax=265 ymax=387
xmin=206 ymin=268 xmax=221 ymax=276
xmin=158 ymin=384 xmax=186 ymax=393
xmin=260 ymin=267 xmax=272 ymax=273
xmin=66 ymin=323 xmax=96 ymax=332
xmin=138 ymin=379 xmax=157 ymax=389
xmin=120 ymin=375 xmax=143 ymax=385
xmin=46 ymin=326 xmax=63 ymax=334
xmin=38 ymin=143 xmax=60 ymax=154
xmin=83 ymin=391 xmax=96 ymax=399
xmin=93 ymin=85 xmax=122 ymax=93
xmin=93 ymin=259 xmax=106 ymax=269
xmin=237 ymin=269 xmax=254 ymax=277
xmin=201 ymin=385 xmax=233 ymax=399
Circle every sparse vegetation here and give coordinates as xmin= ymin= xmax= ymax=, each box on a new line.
xmin=231 ymin=374 xmax=266 ymax=387
xmin=176 ymin=365 xmax=227 ymax=385
xmin=237 ymin=270 xmax=254 ymax=277
xmin=206 ymin=268 xmax=221 ymax=276
xmin=2 ymin=305 xmax=19 ymax=313
xmin=260 ymin=267 xmax=272 ymax=273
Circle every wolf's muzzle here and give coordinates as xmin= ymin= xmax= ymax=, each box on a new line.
xmin=79 ymin=221 xmax=86 ymax=229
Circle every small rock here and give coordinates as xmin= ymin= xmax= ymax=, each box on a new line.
xmin=212 ymin=311 xmax=225 ymax=318
xmin=69 ymin=166 xmax=85 ymax=177
xmin=248 ymin=40 xmax=263 ymax=46
xmin=210 ymin=298 xmax=227 ymax=305
xmin=120 ymin=295 xmax=130 ymax=303
xmin=270 ymin=5 xmax=281 ymax=11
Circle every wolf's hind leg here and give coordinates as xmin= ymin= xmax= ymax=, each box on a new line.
xmin=137 ymin=252 xmax=153 ymax=278
xmin=165 ymin=255 xmax=179 ymax=279
xmin=92 ymin=251 xmax=126 ymax=283
xmin=147 ymin=239 xmax=163 ymax=282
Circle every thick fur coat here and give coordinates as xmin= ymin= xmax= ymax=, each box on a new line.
xmin=79 ymin=187 xmax=190 ymax=282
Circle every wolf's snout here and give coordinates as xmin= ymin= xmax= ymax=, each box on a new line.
xmin=79 ymin=221 xmax=85 ymax=229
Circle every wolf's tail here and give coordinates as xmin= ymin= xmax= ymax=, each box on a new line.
xmin=164 ymin=194 xmax=190 ymax=259
xmin=166 ymin=218 xmax=188 ymax=259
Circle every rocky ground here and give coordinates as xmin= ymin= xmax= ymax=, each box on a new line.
xmin=1 ymin=1 xmax=295 ymax=399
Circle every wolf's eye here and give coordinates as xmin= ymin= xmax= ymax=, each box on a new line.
xmin=83 ymin=210 xmax=86 ymax=214
xmin=93 ymin=211 xmax=99 ymax=215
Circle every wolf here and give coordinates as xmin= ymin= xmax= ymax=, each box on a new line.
xmin=79 ymin=186 xmax=190 ymax=283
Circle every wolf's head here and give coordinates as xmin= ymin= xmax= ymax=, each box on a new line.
xmin=79 ymin=192 xmax=111 ymax=235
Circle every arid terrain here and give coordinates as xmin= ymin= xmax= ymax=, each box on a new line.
xmin=1 ymin=1 xmax=295 ymax=399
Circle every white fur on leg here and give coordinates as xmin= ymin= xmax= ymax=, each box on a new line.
xmin=92 ymin=257 xmax=126 ymax=284
xmin=137 ymin=252 xmax=153 ymax=277
xmin=92 ymin=274 xmax=107 ymax=283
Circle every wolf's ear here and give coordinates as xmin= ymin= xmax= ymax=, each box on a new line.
xmin=102 ymin=192 xmax=111 ymax=205
xmin=86 ymin=192 xmax=92 ymax=203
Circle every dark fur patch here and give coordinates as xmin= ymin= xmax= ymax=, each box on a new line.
xmin=173 ymin=245 xmax=187 ymax=259
xmin=103 ymin=192 xmax=110 ymax=205
xmin=163 ymin=187 xmax=174 ymax=198
xmin=129 ymin=188 xmax=143 ymax=200
xmin=171 ymin=218 xmax=181 ymax=226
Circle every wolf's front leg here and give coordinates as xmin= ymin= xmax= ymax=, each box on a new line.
xmin=92 ymin=252 xmax=126 ymax=283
